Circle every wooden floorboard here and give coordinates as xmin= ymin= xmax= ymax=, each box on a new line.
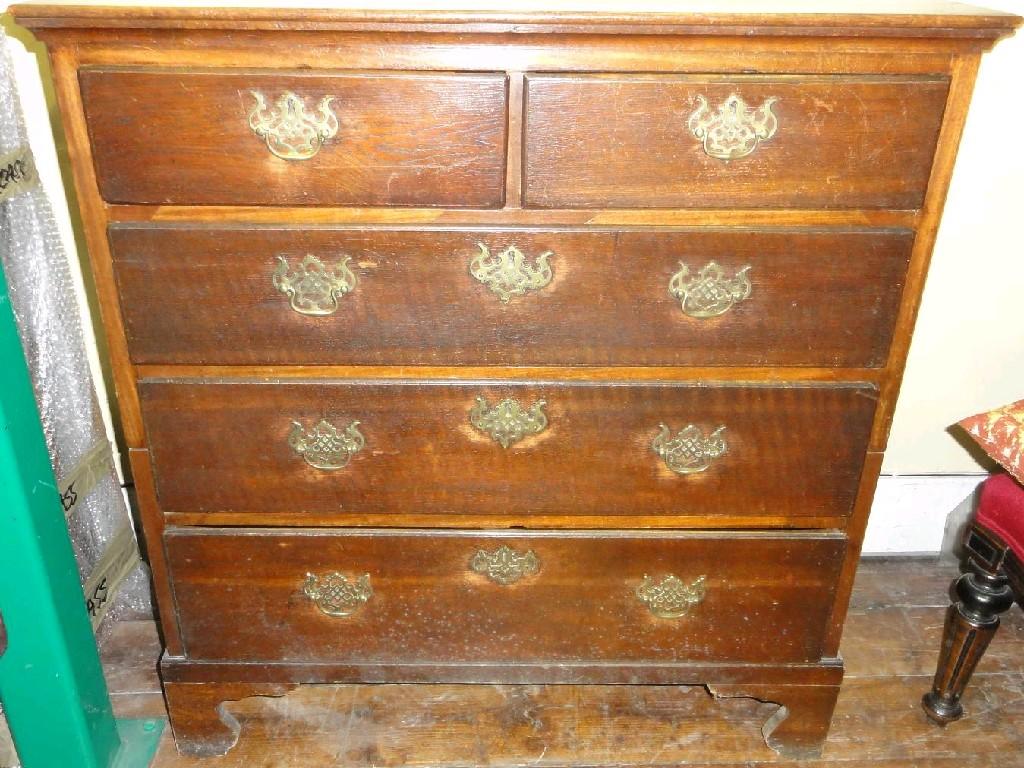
xmin=95 ymin=557 xmax=1024 ymax=768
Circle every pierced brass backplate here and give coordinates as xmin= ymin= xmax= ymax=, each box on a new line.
xmin=652 ymin=424 xmax=727 ymax=475
xmin=637 ymin=574 xmax=707 ymax=618
xmin=273 ymin=255 xmax=356 ymax=316
xmin=469 ymin=397 xmax=548 ymax=448
xmin=469 ymin=545 xmax=540 ymax=585
xmin=469 ymin=243 xmax=553 ymax=303
xmin=248 ymin=90 xmax=339 ymax=160
xmin=303 ymin=572 xmax=372 ymax=617
xmin=289 ymin=419 xmax=365 ymax=470
xmin=669 ymin=261 xmax=752 ymax=318
xmin=687 ymin=93 xmax=778 ymax=161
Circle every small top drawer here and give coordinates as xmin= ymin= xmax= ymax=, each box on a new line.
xmin=79 ymin=69 xmax=509 ymax=207
xmin=523 ymin=74 xmax=948 ymax=209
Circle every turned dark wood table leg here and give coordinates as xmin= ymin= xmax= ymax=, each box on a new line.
xmin=922 ymin=560 xmax=1015 ymax=724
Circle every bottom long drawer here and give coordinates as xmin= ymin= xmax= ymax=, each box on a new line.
xmin=166 ymin=528 xmax=845 ymax=664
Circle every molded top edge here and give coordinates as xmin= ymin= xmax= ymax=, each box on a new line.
xmin=8 ymin=2 xmax=1022 ymax=39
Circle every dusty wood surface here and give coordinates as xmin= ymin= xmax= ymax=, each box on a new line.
xmin=12 ymin=3 xmax=1020 ymax=41
xmin=80 ymin=70 xmax=508 ymax=208
xmin=165 ymin=529 xmax=843 ymax=665
xmin=97 ymin=557 xmax=1024 ymax=767
xmin=23 ymin=33 xmax=1004 ymax=752
xmin=139 ymin=381 xmax=876 ymax=520
xmin=16 ymin=10 xmax=1018 ymax=763
xmin=523 ymin=75 xmax=946 ymax=210
xmin=109 ymin=226 xmax=911 ymax=369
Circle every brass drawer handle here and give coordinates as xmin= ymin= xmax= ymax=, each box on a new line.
xmin=248 ymin=90 xmax=339 ymax=161
xmin=652 ymin=424 xmax=727 ymax=475
xmin=669 ymin=261 xmax=751 ymax=318
xmin=289 ymin=419 xmax=365 ymax=470
xmin=273 ymin=255 xmax=356 ymax=316
xmin=687 ymin=93 xmax=778 ymax=161
xmin=469 ymin=396 xmax=548 ymax=449
xmin=303 ymin=572 xmax=372 ymax=617
xmin=470 ymin=243 xmax=553 ymax=303
xmin=470 ymin=545 xmax=540 ymax=585
xmin=637 ymin=574 xmax=707 ymax=619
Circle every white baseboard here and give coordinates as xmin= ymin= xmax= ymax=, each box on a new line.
xmin=862 ymin=474 xmax=985 ymax=555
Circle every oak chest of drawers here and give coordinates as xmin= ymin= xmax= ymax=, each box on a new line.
xmin=13 ymin=2 xmax=1019 ymax=758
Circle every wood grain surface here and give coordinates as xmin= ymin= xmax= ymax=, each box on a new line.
xmin=97 ymin=558 xmax=1024 ymax=767
xmin=18 ymin=3 xmax=1021 ymax=761
xmin=165 ymin=528 xmax=845 ymax=664
xmin=524 ymin=75 xmax=948 ymax=209
xmin=80 ymin=69 xmax=508 ymax=207
xmin=19 ymin=31 xmax=985 ymax=78
xmin=107 ymin=205 xmax=921 ymax=227
xmin=139 ymin=380 xmax=877 ymax=519
xmin=110 ymin=225 xmax=912 ymax=368
xmin=13 ymin=4 xmax=1021 ymax=41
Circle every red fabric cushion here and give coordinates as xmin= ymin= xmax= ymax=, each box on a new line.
xmin=976 ymin=473 xmax=1024 ymax=560
xmin=959 ymin=399 xmax=1024 ymax=485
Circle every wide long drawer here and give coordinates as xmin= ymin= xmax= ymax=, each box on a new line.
xmin=111 ymin=225 xmax=911 ymax=368
xmin=140 ymin=380 xmax=877 ymax=519
xmin=80 ymin=69 xmax=508 ymax=207
xmin=165 ymin=528 xmax=846 ymax=664
xmin=524 ymin=74 xmax=948 ymax=209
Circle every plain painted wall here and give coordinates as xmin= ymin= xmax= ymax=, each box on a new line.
xmin=882 ymin=0 xmax=1024 ymax=473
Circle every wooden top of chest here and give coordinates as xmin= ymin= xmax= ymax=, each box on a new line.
xmin=9 ymin=1 xmax=1021 ymax=41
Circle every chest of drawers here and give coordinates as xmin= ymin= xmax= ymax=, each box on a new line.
xmin=12 ymin=2 xmax=1019 ymax=759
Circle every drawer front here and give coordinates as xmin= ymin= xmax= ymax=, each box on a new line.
xmin=79 ymin=69 xmax=508 ymax=207
xmin=111 ymin=226 xmax=911 ymax=368
xmin=524 ymin=75 xmax=948 ymax=209
xmin=141 ymin=381 xmax=876 ymax=518
xmin=166 ymin=528 xmax=845 ymax=664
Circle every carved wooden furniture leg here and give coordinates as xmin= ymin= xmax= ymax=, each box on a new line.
xmin=708 ymin=682 xmax=840 ymax=758
xmin=923 ymin=520 xmax=1019 ymax=725
xmin=163 ymin=680 xmax=296 ymax=757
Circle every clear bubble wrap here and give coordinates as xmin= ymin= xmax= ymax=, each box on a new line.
xmin=0 ymin=31 xmax=152 ymax=633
